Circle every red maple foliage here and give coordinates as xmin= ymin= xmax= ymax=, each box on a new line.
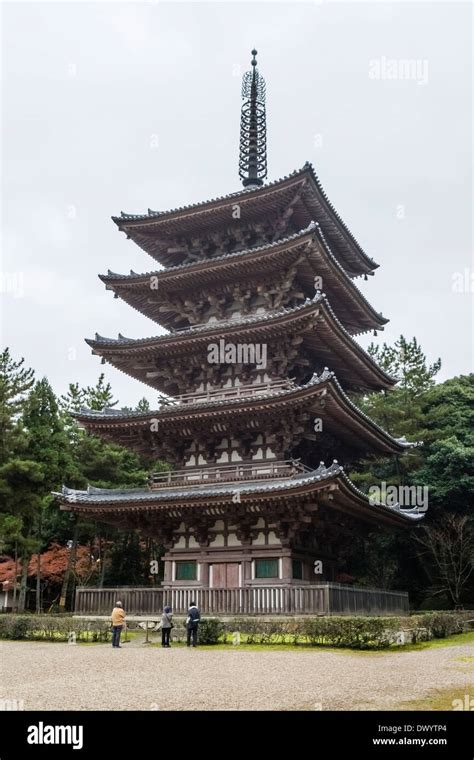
xmin=0 ymin=543 xmax=101 ymax=587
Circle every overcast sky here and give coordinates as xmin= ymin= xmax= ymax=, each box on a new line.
xmin=2 ymin=1 xmax=472 ymax=408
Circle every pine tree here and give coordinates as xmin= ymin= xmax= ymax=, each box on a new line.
xmin=59 ymin=382 xmax=86 ymax=414
xmin=85 ymin=373 xmax=118 ymax=411
xmin=15 ymin=378 xmax=76 ymax=611
xmin=0 ymin=348 xmax=35 ymax=463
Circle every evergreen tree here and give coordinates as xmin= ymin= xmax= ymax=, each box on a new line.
xmin=414 ymin=375 xmax=473 ymax=517
xmin=59 ymin=382 xmax=86 ymax=415
xmin=85 ymin=373 xmax=118 ymax=411
xmin=20 ymin=379 xmax=77 ymax=610
xmin=0 ymin=348 xmax=35 ymax=462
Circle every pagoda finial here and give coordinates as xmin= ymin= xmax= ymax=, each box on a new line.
xmin=239 ymin=49 xmax=267 ymax=188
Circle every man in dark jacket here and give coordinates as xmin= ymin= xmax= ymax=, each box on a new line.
xmin=186 ymin=602 xmax=201 ymax=647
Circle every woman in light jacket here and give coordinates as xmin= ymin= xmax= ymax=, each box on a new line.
xmin=160 ymin=605 xmax=173 ymax=647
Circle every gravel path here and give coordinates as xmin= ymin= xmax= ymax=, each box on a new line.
xmin=2 ymin=641 xmax=473 ymax=711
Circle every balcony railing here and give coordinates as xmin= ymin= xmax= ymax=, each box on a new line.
xmin=149 ymin=459 xmax=310 ymax=490
xmin=175 ymin=379 xmax=295 ymax=405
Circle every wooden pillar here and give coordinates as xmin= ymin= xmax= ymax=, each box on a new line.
xmin=281 ymin=555 xmax=292 ymax=582
xmin=199 ymin=560 xmax=210 ymax=588
xmin=164 ymin=560 xmax=172 ymax=583
xmin=242 ymin=559 xmax=252 ymax=586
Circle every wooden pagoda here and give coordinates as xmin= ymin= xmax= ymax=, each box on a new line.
xmin=56 ymin=52 xmax=424 ymax=613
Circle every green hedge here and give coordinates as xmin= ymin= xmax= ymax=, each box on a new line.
xmin=408 ymin=612 xmax=465 ymax=639
xmin=153 ymin=618 xmax=225 ymax=645
xmin=0 ymin=615 xmax=111 ymax=642
xmin=197 ymin=618 xmax=225 ymax=644
xmin=218 ymin=612 xmax=468 ymax=649
xmin=0 ymin=611 xmax=467 ymax=649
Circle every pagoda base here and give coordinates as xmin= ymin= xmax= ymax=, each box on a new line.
xmin=162 ymin=543 xmax=334 ymax=589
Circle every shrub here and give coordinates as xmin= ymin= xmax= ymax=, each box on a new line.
xmin=196 ymin=618 xmax=225 ymax=645
xmin=0 ymin=611 xmax=467 ymax=648
xmin=0 ymin=615 xmax=30 ymax=639
xmin=221 ymin=612 xmax=467 ymax=649
xmin=419 ymin=612 xmax=464 ymax=639
xmin=300 ymin=617 xmax=394 ymax=649
xmin=0 ymin=615 xmax=111 ymax=642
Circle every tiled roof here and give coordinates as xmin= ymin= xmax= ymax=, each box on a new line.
xmin=74 ymin=370 xmax=420 ymax=452
xmin=53 ymin=461 xmax=424 ymax=522
xmin=112 ymin=166 xmax=307 ymax=222
xmin=86 ymin=292 xmax=397 ymax=387
xmin=112 ymin=163 xmax=374 ymax=263
xmin=87 ymin=293 xmax=327 ymax=344
xmin=111 ymin=163 xmax=378 ymax=273
xmin=99 ymin=222 xmax=387 ymax=326
xmin=101 ymin=224 xmax=316 ymax=280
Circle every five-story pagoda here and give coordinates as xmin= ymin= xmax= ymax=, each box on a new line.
xmin=57 ymin=52 xmax=424 ymax=601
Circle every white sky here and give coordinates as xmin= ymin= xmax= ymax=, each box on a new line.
xmin=2 ymin=1 xmax=473 ymax=408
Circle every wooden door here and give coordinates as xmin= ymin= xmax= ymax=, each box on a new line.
xmin=212 ymin=563 xmax=240 ymax=588
xmin=212 ymin=563 xmax=226 ymax=588
xmin=226 ymin=563 xmax=240 ymax=588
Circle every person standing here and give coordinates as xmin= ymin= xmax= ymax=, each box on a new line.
xmin=160 ymin=605 xmax=173 ymax=647
xmin=111 ymin=600 xmax=126 ymax=648
xmin=186 ymin=601 xmax=200 ymax=647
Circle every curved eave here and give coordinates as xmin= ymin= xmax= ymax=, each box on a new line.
xmin=112 ymin=163 xmax=378 ymax=276
xmin=303 ymin=163 xmax=379 ymax=275
xmin=86 ymin=295 xmax=397 ymax=393
xmin=54 ymin=466 xmax=424 ymax=528
xmin=100 ymin=224 xmax=388 ymax=336
xmin=74 ymin=371 xmax=416 ymax=456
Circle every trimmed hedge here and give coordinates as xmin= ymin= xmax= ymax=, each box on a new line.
xmin=197 ymin=618 xmax=226 ymax=645
xmin=217 ymin=612 xmax=468 ymax=649
xmin=408 ymin=612 xmax=464 ymax=639
xmin=0 ymin=615 xmax=111 ymax=642
xmin=153 ymin=618 xmax=225 ymax=645
xmin=0 ymin=611 xmax=467 ymax=649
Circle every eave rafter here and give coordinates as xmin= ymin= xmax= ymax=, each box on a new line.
xmin=100 ymin=223 xmax=388 ymax=336
xmin=55 ymin=462 xmax=423 ymax=529
xmin=86 ymin=294 xmax=396 ymax=394
xmin=74 ymin=370 xmax=414 ymax=459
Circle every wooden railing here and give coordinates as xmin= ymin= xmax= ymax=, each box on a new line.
xmin=74 ymin=584 xmax=409 ymax=617
xmin=149 ymin=459 xmax=309 ymax=489
xmin=176 ymin=379 xmax=294 ymax=405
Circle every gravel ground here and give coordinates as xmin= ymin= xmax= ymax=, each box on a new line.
xmin=2 ymin=640 xmax=473 ymax=711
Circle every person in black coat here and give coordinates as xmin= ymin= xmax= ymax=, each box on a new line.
xmin=186 ymin=602 xmax=201 ymax=647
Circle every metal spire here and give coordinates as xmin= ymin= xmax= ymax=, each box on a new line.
xmin=239 ymin=49 xmax=267 ymax=188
